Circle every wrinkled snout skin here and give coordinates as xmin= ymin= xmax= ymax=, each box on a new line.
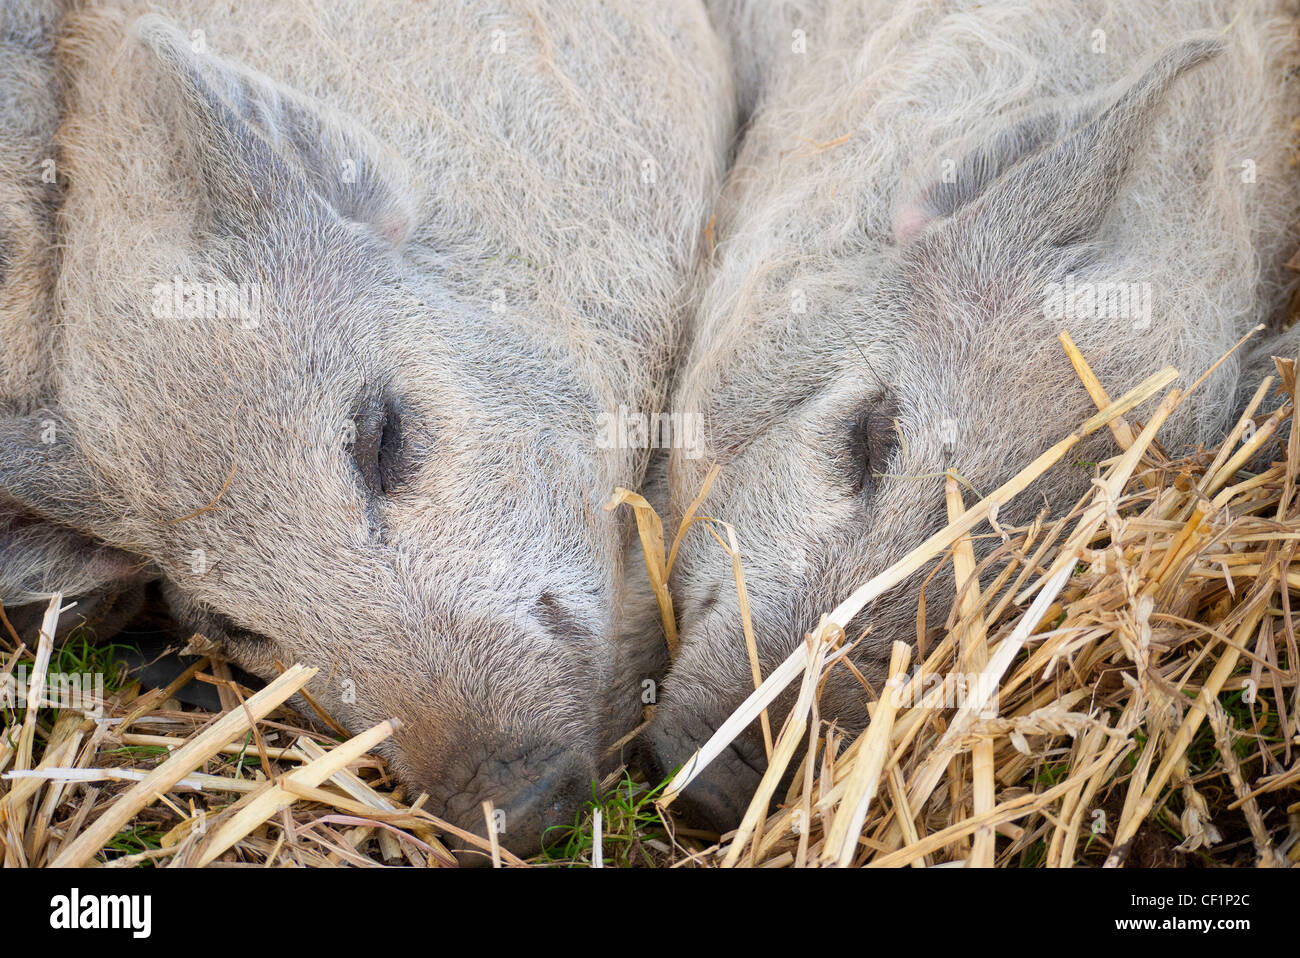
xmin=0 ymin=0 xmax=734 ymax=859
xmin=639 ymin=697 xmax=772 ymax=831
xmin=421 ymin=733 xmax=594 ymax=865
xmin=644 ymin=0 xmax=1300 ymax=832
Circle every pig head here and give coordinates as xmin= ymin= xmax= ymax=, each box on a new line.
xmin=643 ymin=0 xmax=1300 ymax=831
xmin=1 ymin=1 xmax=733 ymax=859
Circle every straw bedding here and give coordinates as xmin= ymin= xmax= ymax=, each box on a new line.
xmin=2 ymin=333 xmax=1299 ymax=867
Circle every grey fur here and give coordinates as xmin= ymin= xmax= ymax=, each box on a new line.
xmin=642 ymin=0 xmax=1300 ymax=830
xmin=1 ymin=0 xmax=734 ymax=858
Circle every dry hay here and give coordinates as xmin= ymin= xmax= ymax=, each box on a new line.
xmin=2 ymin=331 xmax=1299 ymax=867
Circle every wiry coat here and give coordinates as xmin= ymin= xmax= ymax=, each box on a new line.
xmin=1 ymin=0 xmax=146 ymax=640
xmin=0 ymin=0 xmax=733 ymax=857
xmin=642 ymin=0 xmax=1300 ymax=829
xmin=1 ymin=0 xmax=60 ymax=409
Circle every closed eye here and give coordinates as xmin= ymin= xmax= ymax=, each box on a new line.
xmin=848 ymin=394 xmax=899 ymax=497
xmin=353 ymin=392 xmax=408 ymax=498
xmin=198 ymin=606 xmax=273 ymax=647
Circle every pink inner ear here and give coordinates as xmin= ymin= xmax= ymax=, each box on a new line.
xmin=371 ymin=204 xmax=414 ymax=248
xmin=86 ymin=545 xmax=146 ymax=585
xmin=892 ymin=203 xmax=931 ymax=245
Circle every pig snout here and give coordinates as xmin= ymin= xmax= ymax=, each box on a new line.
xmin=638 ymin=703 xmax=773 ymax=835
xmin=426 ymin=735 xmax=595 ymax=865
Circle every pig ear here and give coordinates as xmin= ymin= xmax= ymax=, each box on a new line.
xmin=0 ymin=509 xmax=147 ymax=607
xmin=899 ymin=37 xmax=1222 ymax=247
xmin=893 ymin=109 xmax=1072 ymax=244
xmin=957 ymin=37 xmax=1221 ymax=248
xmin=133 ymin=15 xmax=416 ymax=246
xmin=0 ymin=408 xmax=115 ymax=528
xmin=0 ymin=412 xmax=146 ymax=605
